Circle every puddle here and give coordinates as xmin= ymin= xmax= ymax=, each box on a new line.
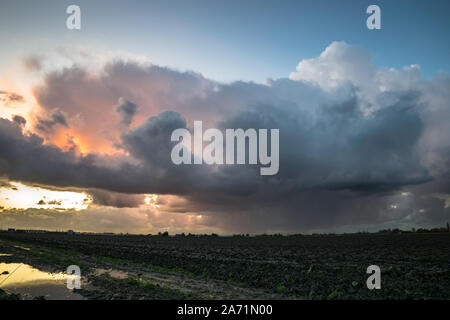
xmin=0 ymin=263 xmax=85 ymax=300
xmin=94 ymin=268 xmax=129 ymax=279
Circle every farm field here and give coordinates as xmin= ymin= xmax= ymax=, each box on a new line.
xmin=0 ymin=231 xmax=449 ymax=300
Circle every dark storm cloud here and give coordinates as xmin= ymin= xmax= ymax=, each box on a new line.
xmin=0 ymin=112 xmax=207 ymax=195
xmin=12 ymin=115 xmax=26 ymax=126
xmin=118 ymin=110 xmax=213 ymax=193
xmin=0 ymin=118 xmax=126 ymax=191
xmin=88 ymin=189 xmax=144 ymax=208
xmin=0 ymin=97 xmax=438 ymax=232
xmin=3 ymin=42 xmax=450 ymax=233
xmin=218 ymin=93 xmax=429 ymax=194
xmin=35 ymin=109 xmax=69 ymax=133
xmin=115 ymin=97 xmax=138 ymax=126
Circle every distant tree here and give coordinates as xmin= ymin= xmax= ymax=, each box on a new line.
xmin=447 ymin=222 xmax=449 ymax=231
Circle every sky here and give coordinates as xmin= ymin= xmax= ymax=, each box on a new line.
xmin=1 ymin=0 xmax=450 ymax=82
xmin=0 ymin=0 xmax=449 ymax=234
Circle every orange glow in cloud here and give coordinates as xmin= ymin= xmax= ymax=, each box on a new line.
xmin=49 ymin=128 xmax=119 ymax=155
xmin=50 ymin=129 xmax=90 ymax=154
xmin=0 ymin=81 xmax=33 ymax=121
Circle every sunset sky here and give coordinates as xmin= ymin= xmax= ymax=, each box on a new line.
xmin=0 ymin=0 xmax=449 ymax=234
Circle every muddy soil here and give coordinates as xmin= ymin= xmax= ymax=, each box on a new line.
xmin=1 ymin=232 xmax=449 ymax=300
xmin=0 ymin=235 xmax=286 ymax=300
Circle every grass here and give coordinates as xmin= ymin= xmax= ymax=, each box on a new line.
xmin=123 ymin=277 xmax=194 ymax=299
xmin=92 ymin=274 xmax=195 ymax=299
xmin=327 ymin=289 xmax=339 ymax=300
xmin=144 ymin=262 xmax=189 ymax=274
xmin=101 ymin=256 xmax=123 ymax=263
xmin=12 ymin=245 xmax=86 ymax=269
xmin=100 ymin=255 xmax=193 ymax=276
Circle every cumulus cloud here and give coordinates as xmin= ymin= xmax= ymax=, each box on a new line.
xmin=115 ymin=97 xmax=138 ymax=127
xmin=290 ymin=41 xmax=376 ymax=91
xmin=88 ymin=189 xmax=144 ymax=208
xmin=0 ymin=113 xmax=206 ymax=194
xmin=1 ymin=41 xmax=449 ymax=233
xmin=35 ymin=108 xmax=69 ymax=134
xmin=12 ymin=115 xmax=26 ymax=126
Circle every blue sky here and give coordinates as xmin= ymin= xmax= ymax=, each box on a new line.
xmin=1 ymin=0 xmax=449 ymax=82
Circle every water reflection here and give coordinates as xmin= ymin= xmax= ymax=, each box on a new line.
xmin=0 ymin=262 xmax=85 ymax=300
